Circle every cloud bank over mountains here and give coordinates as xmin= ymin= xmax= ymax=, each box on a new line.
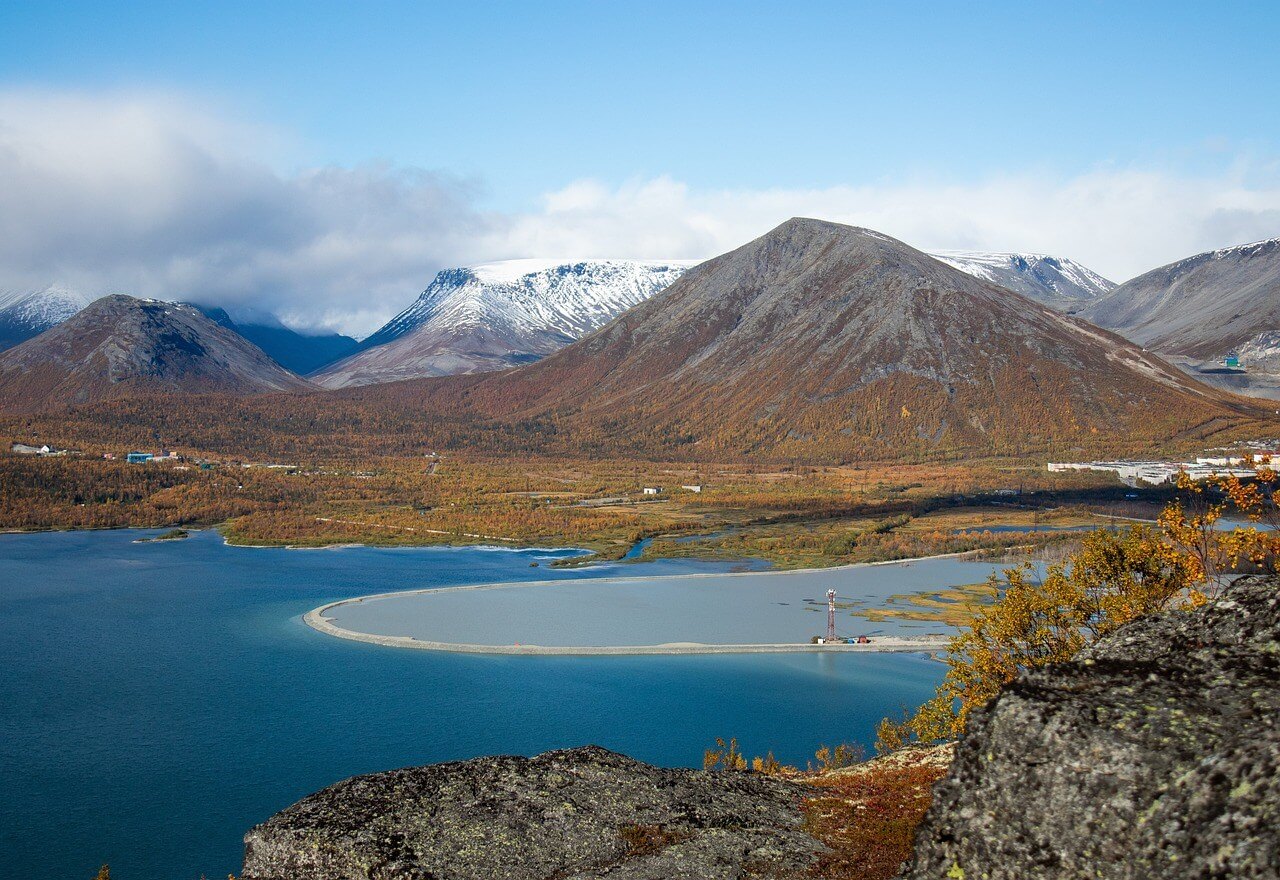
xmin=3 ymin=89 xmax=1278 ymax=337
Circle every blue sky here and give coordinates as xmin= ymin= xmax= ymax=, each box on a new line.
xmin=5 ymin=1 xmax=1276 ymax=206
xmin=1 ymin=1 xmax=1278 ymax=333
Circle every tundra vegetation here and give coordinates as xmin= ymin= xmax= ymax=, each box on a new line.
xmin=1 ymin=446 xmax=1160 ymax=572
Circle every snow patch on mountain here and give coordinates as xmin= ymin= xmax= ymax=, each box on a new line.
xmin=368 ymin=259 xmax=697 ymax=346
xmin=0 ymin=285 xmax=90 ymax=328
xmin=1211 ymin=237 xmax=1280 ymax=259
xmin=928 ymin=251 xmax=1115 ymax=309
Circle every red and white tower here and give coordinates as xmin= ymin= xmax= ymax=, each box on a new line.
xmin=826 ymin=589 xmax=837 ymax=642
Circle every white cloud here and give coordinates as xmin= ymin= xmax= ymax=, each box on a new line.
xmin=1 ymin=89 xmax=1278 ymax=337
xmin=497 ymin=168 xmax=1280 ymax=283
xmin=0 ymin=89 xmax=487 ymax=336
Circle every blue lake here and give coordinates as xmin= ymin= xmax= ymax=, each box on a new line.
xmin=0 ymin=529 xmax=946 ymax=880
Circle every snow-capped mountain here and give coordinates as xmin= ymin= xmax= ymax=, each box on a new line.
xmin=1082 ymin=237 xmax=1280 ymax=357
xmin=313 ymin=259 xmax=696 ymax=388
xmin=928 ymin=251 xmax=1115 ymax=310
xmin=0 ymin=285 xmax=92 ymax=351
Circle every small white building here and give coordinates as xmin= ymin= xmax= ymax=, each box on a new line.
xmin=681 ymin=484 xmax=703 ymax=493
xmin=642 ymin=487 xmax=663 ymax=495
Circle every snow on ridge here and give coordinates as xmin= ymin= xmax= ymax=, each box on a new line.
xmin=469 ymin=258 xmax=699 ymax=286
xmin=928 ymin=250 xmax=1115 ymax=302
xmin=0 ymin=285 xmax=92 ymax=328
xmin=1209 ymin=237 xmax=1280 ymax=259
xmin=363 ymin=259 xmax=697 ymax=350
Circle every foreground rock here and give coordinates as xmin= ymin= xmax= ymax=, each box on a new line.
xmin=903 ymin=577 xmax=1280 ymax=879
xmin=242 ymin=745 xmax=821 ymax=880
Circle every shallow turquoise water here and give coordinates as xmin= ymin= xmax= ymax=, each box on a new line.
xmin=0 ymin=529 xmax=944 ymax=880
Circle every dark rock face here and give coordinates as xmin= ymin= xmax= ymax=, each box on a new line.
xmin=242 ymin=745 xmax=821 ymax=880
xmin=903 ymin=577 xmax=1280 ymax=880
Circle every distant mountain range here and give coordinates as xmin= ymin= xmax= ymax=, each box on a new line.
xmin=0 ymin=286 xmax=93 ymax=351
xmin=2 ymin=225 xmax=1275 ymax=453
xmin=312 ymin=259 xmax=694 ymax=388
xmin=0 ymin=296 xmax=312 ymax=412
xmin=377 ymin=218 xmax=1255 ymax=458
xmin=928 ymin=251 xmax=1115 ymax=310
xmin=1081 ymin=238 xmax=1280 ymax=398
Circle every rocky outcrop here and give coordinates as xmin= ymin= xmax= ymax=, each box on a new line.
xmin=903 ymin=577 xmax=1280 ymax=879
xmin=241 ymin=745 xmax=821 ymax=880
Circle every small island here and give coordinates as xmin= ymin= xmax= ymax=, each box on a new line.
xmin=135 ymin=528 xmax=191 ymax=543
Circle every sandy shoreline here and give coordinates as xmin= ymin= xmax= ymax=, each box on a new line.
xmin=302 ymin=556 xmax=971 ymax=656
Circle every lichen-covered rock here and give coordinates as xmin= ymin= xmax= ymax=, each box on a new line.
xmin=902 ymin=577 xmax=1280 ymax=879
xmin=241 ymin=745 xmax=821 ymax=880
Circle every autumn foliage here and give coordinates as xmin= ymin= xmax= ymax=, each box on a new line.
xmin=878 ymin=465 xmax=1279 ymax=749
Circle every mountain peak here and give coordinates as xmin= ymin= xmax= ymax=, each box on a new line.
xmin=761 ymin=217 xmax=906 ymax=249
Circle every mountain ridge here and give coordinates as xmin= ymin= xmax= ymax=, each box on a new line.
xmin=189 ymin=304 xmax=359 ymax=375
xmin=1080 ymin=236 xmax=1280 ymax=398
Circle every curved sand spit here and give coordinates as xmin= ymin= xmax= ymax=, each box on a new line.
xmin=303 ymin=563 xmax=958 ymax=656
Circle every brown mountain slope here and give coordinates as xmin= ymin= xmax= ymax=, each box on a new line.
xmin=0 ymin=295 xmax=313 ymax=413
xmin=365 ymin=218 xmax=1269 ymax=459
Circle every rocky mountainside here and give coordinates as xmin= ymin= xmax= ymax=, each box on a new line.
xmin=312 ymin=259 xmax=693 ymax=388
xmin=904 ymin=575 xmax=1280 ymax=879
xmin=192 ymin=305 xmax=358 ymax=375
xmin=928 ymin=250 xmax=1115 ymax=310
xmin=0 ymin=285 xmax=91 ymax=351
xmin=0 ymin=295 xmax=313 ymax=412
xmin=402 ymin=218 xmax=1264 ymax=458
xmin=242 ymin=745 xmax=820 ymax=880
xmin=1080 ymin=238 xmax=1280 ymax=397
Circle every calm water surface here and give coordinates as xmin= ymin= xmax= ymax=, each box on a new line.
xmin=0 ymin=529 xmax=945 ymax=880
